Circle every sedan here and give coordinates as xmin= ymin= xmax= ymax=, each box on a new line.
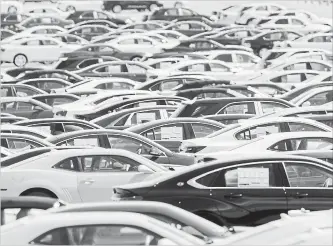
xmin=1 ymin=148 xmax=168 ymax=202
xmin=113 ymin=153 xmax=333 ymax=226
xmin=280 ymin=33 xmax=333 ymax=51
xmin=46 ymin=129 xmax=195 ymax=166
xmin=163 ymin=21 xmax=213 ymax=36
xmin=15 ymin=15 xmax=74 ymax=31
xmin=291 ymin=87 xmax=333 ymax=107
xmin=103 ymin=0 xmax=163 ymax=12
xmin=66 ymin=24 xmax=114 ymax=41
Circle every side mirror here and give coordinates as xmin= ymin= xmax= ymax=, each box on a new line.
xmin=149 ymin=147 xmax=163 ymax=156
xmin=138 ymin=165 xmax=154 ymax=174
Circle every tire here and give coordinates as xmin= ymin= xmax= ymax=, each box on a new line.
xmin=8 ymin=6 xmax=17 ymax=14
xmin=13 ymin=54 xmax=28 ymax=67
xmin=258 ymin=47 xmax=268 ymax=58
xmin=112 ymin=4 xmax=122 ymax=13
xmin=149 ymin=3 xmax=158 ymax=11
xmin=66 ymin=5 xmax=75 ymax=12
xmin=23 ymin=191 xmax=52 ymax=198
xmin=131 ymin=56 xmax=143 ymax=61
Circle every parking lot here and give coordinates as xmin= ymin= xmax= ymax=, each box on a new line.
xmin=0 ymin=0 xmax=333 ymax=245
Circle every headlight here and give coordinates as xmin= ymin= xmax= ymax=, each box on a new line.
xmin=243 ymin=42 xmax=251 ymax=48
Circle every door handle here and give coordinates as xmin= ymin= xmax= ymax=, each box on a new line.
xmin=294 ymin=193 xmax=308 ymax=198
xmin=82 ymin=179 xmax=95 ymax=185
xmin=224 ymin=193 xmax=243 ymax=199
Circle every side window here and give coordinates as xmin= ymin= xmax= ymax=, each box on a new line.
xmin=143 ymin=124 xmax=184 ymax=141
xmin=261 ymin=102 xmax=289 ymax=114
xmin=7 ymin=138 xmax=43 ymax=151
xmin=17 ymin=102 xmax=34 ymax=110
xmin=108 ymin=135 xmax=153 ymax=154
xmin=180 ymin=64 xmax=207 ymax=72
xmin=77 ymin=59 xmax=99 ymax=69
xmin=287 ymin=122 xmax=324 ymax=132
xmin=129 ymin=110 xmax=162 ymax=125
xmin=209 ymin=63 xmax=230 ymax=72
xmin=63 ymin=123 xmax=94 ymax=132
xmin=269 ymin=138 xmax=333 ymax=151
xmin=235 ymin=54 xmax=253 ymax=63
xmin=53 ymin=157 xmax=80 ymax=171
xmin=236 ymin=123 xmax=282 ymax=140
xmin=219 ymin=102 xmax=256 ymax=115
xmin=309 ymin=62 xmax=331 ymax=71
xmin=215 ymin=54 xmax=233 ymax=63
xmin=276 ymin=19 xmax=288 ymax=24
xmin=65 ymin=136 xmax=101 ymax=147
xmin=119 ymin=38 xmax=136 ymax=44
xmin=284 ymin=162 xmax=332 ymax=187
xmin=31 ymin=225 xmax=163 ymax=245
xmin=291 ymin=18 xmax=304 ymax=25
xmin=79 ymin=155 xmax=141 ymax=172
xmin=126 ymin=64 xmax=146 ymax=73
xmin=191 ymin=123 xmax=221 ymax=138
xmin=160 ymin=80 xmax=182 ymax=91
xmin=213 ymin=163 xmax=277 ymax=187
xmin=302 ymin=91 xmax=333 ymax=107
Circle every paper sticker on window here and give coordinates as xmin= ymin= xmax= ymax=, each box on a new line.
xmin=1 ymin=89 xmax=8 ymax=97
xmin=161 ymin=126 xmax=183 ymax=140
xmin=32 ymin=126 xmax=51 ymax=134
xmin=137 ymin=112 xmax=156 ymax=123
xmin=73 ymin=138 xmax=99 ymax=147
xmin=237 ymin=168 xmax=269 ymax=187
xmin=139 ymin=102 xmax=157 ymax=107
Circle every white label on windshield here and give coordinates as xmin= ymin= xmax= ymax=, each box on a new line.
xmin=32 ymin=126 xmax=51 ymax=134
xmin=237 ymin=168 xmax=269 ymax=187
xmin=161 ymin=126 xmax=183 ymax=140
xmin=73 ymin=138 xmax=99 ymax=147
xmin=137 ymin=112 xmax=156 ymax=123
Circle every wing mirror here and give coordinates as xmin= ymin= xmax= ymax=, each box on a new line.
xmin=138 ymin=165 xmax=154 ymax=174
xmin=149 ymin=147 xmax=163 ymax=156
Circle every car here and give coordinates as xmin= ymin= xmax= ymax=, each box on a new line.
xmin=1 ymin=67 xmax=43 ymax=80
xmin=119 ymin=21 xmax=165 ymax=31
xmin=179 ymin=117 xmax=332 ymax=154
xmin=45 ymin=129 xmax=195 ymax=166
xmin=0 ymin=212 xmax=205 ymax=245
xmin=127 ymin=117 xmax=225 ymax=152
xmin=301 ymin=114 xmax=333 ymax=128
xmin=16 ymin=69 xmax=84 ymax=84
xmin=50 ymin=33 xmax=90 ymax=46
xmin=113 ymin=153 xmax=333 ymax=226
xmin=15 ymin=15 xmax=74 ymax=31
xmin=17 ymin=78 xmax=72 ymax=93
xmin=171 ymin=97 xmax=295 ymax=118
xmin=54 ymin=56 xmax=120 ymax=71
xmin=1 ymin=124 xmax=53 ymax=139
xmin=163 ymin=21 xmax=213 ymax=37
xmin=91 ymin=105 xmax=178 ymax=130
xmin=14 ymin=118 xmax=102 ymax=136
xmin=90 ymin=29 xmax=147 ymax=44
xmin=56 ymin=0 xmax=104 ymax=12
xmin=148 ymin=7 xmax=210 ymax=22
xmin=279 ymin=33 xmax=333 ymax=52
xmin=1 ymin=116 xmax=28 ymax=125
xmin=1 ymin=196 xmax=65 ymax=225
xmin=24 ymin=6 xmax=70 ymax=19
xmin=242 ymin=30 xmax=303 ymax=57
xmin=1 ymin=148 xmax=169 ymax=202
xmin=266 ymin=59 xmax=332 ymax=72
xmin=173 ymin=16 xmax=226 ymax=29
xmin=0 ymin=28 xmax=16 ymax=40
xmin=172 ymin=88 xmax=245 ymax=99
xmin=0 ymin=13 xmax=29 ymax=30
xmin=63 ymin=44 xmax=149 ymax=62
xmin=147 ymin=29 xmax=189 ymax=41
xmin=237 ymin=82 xmax=289 ymax=97
xmin=73 ymin=61 xmax=155 ymax=82
xmin=31 ymin=94 xmax=80 ymax=107
xmin=142 ymin=52 xmax=207 ymax=62
xmin=0 ymin=97 xmax=54 ymax=119
xmin=0 ymin=133 xmax=54 ymax=152
xmin=103 ymin=0 xmax=163 ymax=13
xmin=290 ymin=86 xmax=333 ymax=107
xmin=288 ymin=150 xmax=333 ymax=164
xmin=1 ymin=84 xmax=46 ymax=97
xmin=207 ymin=28 xmax=262 ymax=46
xmin=66 ymin=19 xmax=119 ymax=30
xmin=202 ymin=114 xmax=255 ymax=125
xmin=144 ymin=57 xmax=185 ymax=69
xmin=65 ymin=10 xmax=126 ymax=25
xmin=66 ymin=24 xmax=115 ymax=41
xmin=1 ymin=37 xmax=82 ymax=67
xmin=0 ymin=147 xmax=15 ymax=158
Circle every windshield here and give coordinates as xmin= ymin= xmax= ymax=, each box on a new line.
xmin=207 ymin=123 xmax=241 ymax=138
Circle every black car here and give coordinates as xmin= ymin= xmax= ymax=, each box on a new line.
xmin=31 ymin=94 xmax=80 ymax=107
xmin=103 ymin=1 xmax=163 ymax=13
xmin=71 ymin=95 xmax=186 ymax=121
xmin=113 ymin=153 xmax=333 ymax=226
xmin=14 ymin=118 xmax=102 ymax=135
xmin=148 ymin=8 xmax=209 ymax=21
xmin=164 ymin=21 xmax=213 ymax=37
xmin=209 ymin=28 xmax=262 ymax=46
xmin=46 ymin=129 xmax=195 ymax=166
xmin=1 ymin=13 xmax=28 ymax=30
xmin=127 ymin=117 xmax=225 ymax=152
xmin=63 ymin=44 xmax=148 ymax=62
xmin=55 ymin=56 xmax=120 ymax=71
xmin=202 ymin=114 xmax=255 ymax=125
xmin=16 ymin=16 xmax=74 ymax=31
xmin=242 ymin=30 xmax=303 ymax=57
xmin=68 ymin=20 xmax=118 ymax=29
xmin=74 ymin=61 xmax=153 ymax=82
xmin=66 ymin=10 xmax=126 ymax=25
xmin=16 ymin=69 xmax=84 ymax=84
xmin=172 ymin=98 xmax=295 ymax=117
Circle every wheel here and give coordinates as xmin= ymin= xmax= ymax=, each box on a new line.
xmin=23 ymin=191 xmax=51 ymax=198
xmin=13 ymin=54 xmax=28 ymax=67
xmin=131 ymin=56 xmax=143 ymax=61
xmin=258 ymin=47 xmax=268 ymax=58
xmin=8 ymin=6 xmax=17 ymax=14
xmin=112 ymin=4 xmax=122 ymax=13
xmin=66 ymin=5 xmax=75 ymax=12
xmin=149 ymin=3 xmax=158 ymax=11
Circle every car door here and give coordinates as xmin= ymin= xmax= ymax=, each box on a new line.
xmin=281 ymin=161 xmax=333 ymax=211
xmin=39 ymin=39 xmax=62 ymax=61
xmin=209 ymin=161 xmax=287 ymax=226
xmin=107 ymin=134 xmax=170 ymax=164
xmin=126 ymin=63 xmax=147 ymax=82
xmin=77 ymin=155 xmax=153 ymax=202
xmin=258 ymin=101 xmax=291 ymax=115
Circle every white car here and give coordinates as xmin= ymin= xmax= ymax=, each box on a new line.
xmin=1 ymin=148 xmax=168 ymax=202
xmin=1 ymin=124 xmax=52 ymax=139
xmin=291 ymin=86 xmax=333 ymax=107
xmin=266 ymin=59 xmax=332 ymax=72
xmin=17 ymin=78 xmax=73 ymax=91
xmin=51 ymin=33 xmax=89 ymax=45
xmin=259 ymin=17 xmax=331 ymax=35
xmin=279 ymin=33 xmax=333 ymax=52
xmin=206 ymin=50 xmax=261 ymax=70
xmin=59 ymin=78 xmax=138 ymax=94
xmin=163 ymin=20 xmax=213 ymax=34
xmin=140 ymin=33 xmax=180 ymax=49
xmin=15 ymin=15 xmax=74 ymax=31
xmin=1 ymin=37 xmax=82 ymax=67
xmin=179 ymin=117 xmax=332 ymax=154
xmin=24 ymin=6 xmax=71 ymax=19
xmin=147 ymin=30 xmax=189 ymax=41
xmin=1 ymin=212 xmax=205 ymax=245
xmin=0 ymin=147 xmax=15 ymax=158
xmin=56 ymin=0 xmax=104 ymax=12
xmin=144 ymin=57 xmax=185 ymax=69
xmin=1 ymin=0 xmax=23 ymax=14
xmin=119 ymin=21 xmax=164 ymax=31
xmin=146 ymin=60 xmax=253 ymax=80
